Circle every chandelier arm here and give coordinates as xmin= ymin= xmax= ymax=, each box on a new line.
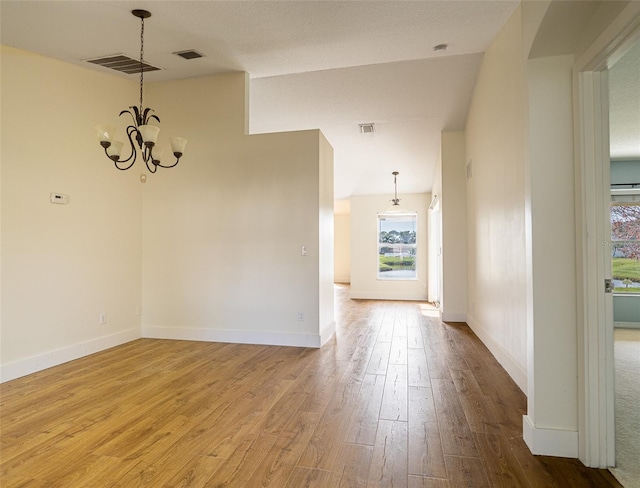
xmin=101 ymin=143 xmax=135 ymax=171
xmin=111 ymin=125 xmax=141 ymax=165
xmin=114 ymin=158 xmax=137 ymax=171
xmin=155 ymin=156 xmax=182 ymax=169
xmin=145 ymin=158 xmax=158 ymax=174
xmin=102 ymin=145 xmax=114 ymax=161
xmin=108 ymin=128 xmax=137 ymax=171
xmin=141 ymin=143 xmax=154 ymax=164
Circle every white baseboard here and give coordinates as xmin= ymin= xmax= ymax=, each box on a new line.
xmin=466 ymin=314 xmax=527 ymax=393
xmin=523 ymin=415 xmax=579 ymax=458
xmin=0 ymin=328 xmax=140 ymax=383
xmin=441 ymin=311 xmax=467 ymax=322
xmin=349 ymin=290 xmax=427 ymax=301
xmin=334 ymin=277 xmax=351 ymax=284
xmin=320 ymin=321 xmax=336 ymax=346
xmin=142 ymin=325 xmax=324 ymax=348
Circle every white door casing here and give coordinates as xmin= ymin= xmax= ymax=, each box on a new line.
xmin=574 ymin=11 xmax=640 ymax=468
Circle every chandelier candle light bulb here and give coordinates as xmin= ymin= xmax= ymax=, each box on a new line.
xmin=95 ymin=9 xmax=186 ymax=172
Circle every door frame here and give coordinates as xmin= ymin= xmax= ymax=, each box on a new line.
xmin=574 ymin=11 xmax=640 ymax=468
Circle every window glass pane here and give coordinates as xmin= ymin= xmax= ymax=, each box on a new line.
xmin=379 ymin=216 xmax=416 ymax=244
xmin=611 ymin=202 xmax=640 ymax=241
xmin=378 ymin=214 xmax=417 ymax=280
xmin=611 ymin=202 xmax=640 ymax=293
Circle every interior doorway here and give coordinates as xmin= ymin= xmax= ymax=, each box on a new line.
xmin=576 ymin=17 xmax=639 ymax=470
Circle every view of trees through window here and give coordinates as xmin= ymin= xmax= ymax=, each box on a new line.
xmin=611 ymin=201 xmax=640 ymax=293
xmin=378 ymin=214 xmax=417 ymax=280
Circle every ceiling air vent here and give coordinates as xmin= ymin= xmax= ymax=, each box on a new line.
xmin=173 ymin=50 xmax=204 ymax=60
xmin=85 ymin=54 xmax=160 ymax=74
xmin=359 ymin=123 xmax=375 ymax=134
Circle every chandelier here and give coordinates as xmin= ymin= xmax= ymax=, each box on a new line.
xmin=384 ymin=171 xmax=410 ymax=213
xmin=95 ymin=9 xmax=186 ymax=172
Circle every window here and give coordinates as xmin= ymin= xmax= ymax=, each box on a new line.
xmin=378 ymin=213 xmax=417 ymax=280
xmin=611 ymin=197 xmax=640 ymax=293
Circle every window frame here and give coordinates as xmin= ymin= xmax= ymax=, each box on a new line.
xmin=610 ymin=190 xmax=640 ymax=295
xmin=377 ymin=212 xmax=418 ymax=281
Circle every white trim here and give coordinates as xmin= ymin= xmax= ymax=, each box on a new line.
xmin=576 ymin=14 xmax=640 ymax=468
xmin=142 ymin=325 xmax=323 ymax=348
xmin=320 ymin=320 xmax=336 ymax=346
xmin=574 ymin=6 xmax=640 ymax=72
xmin=576 ymin=66 xmax=616 ymax=469
xmin=334 ymin=277 xmax=351 ymax=284
xmin=441 ymin=312 xmax=466 ymax=322
xmin=466 ymin=315 xmax=527 ymax=393
xmin=0 ymin=328 xmax=140 ymax=383
xmin=349 ymin=291 xmax=427 ymax=301
xmin=523 ymin=415 xmax=579 ymax=458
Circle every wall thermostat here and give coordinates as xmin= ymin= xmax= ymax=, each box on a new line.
xmin=50 ymin=193 xmax=69 ymax=205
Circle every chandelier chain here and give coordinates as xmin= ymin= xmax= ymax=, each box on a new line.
xmin=393 ymin=172 xmax=399 ymax=202
xmin=139 ymin=16 xmax=145 ymax=115
xmin=394 ymin=174 xmax=397 ymax=200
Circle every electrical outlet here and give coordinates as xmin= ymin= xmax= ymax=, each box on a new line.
xmin=297 ymin=312 xmax=305 ymax=322
xmin=99 ymin=312 xmax=107 ymax=325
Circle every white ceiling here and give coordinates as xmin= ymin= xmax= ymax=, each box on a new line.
xmin=4 ymin=1 xmax=634 ymax=201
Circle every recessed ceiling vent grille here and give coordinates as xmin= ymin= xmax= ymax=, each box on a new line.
xmin=85 ymin=54 xmax=160 ymax=74
xmin=173 ymin=50 xmax=204 ymax=60
xmin=359 ymin=123 xmax=375 ymax=134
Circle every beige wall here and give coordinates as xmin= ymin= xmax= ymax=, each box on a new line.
xmin=465 ymin=7 xmax=528 ymax=389
xmin=141 ymin=73 xmax=334 ymax=347
xmin=350 ymin=193 xmax=428 ymax=300
xmin=465 ymin=3 xmax=581 ymax=455
xmin=526 ymin=53 xmax=578 ymax=436
xmin=440 ymin=132 xmax=467 ymax=322
xmin=1 ymin=46 xmax=143 ymax=380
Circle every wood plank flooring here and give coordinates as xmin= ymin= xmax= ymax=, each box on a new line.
xmin=0 ymin=285 xmax=622 ymax=487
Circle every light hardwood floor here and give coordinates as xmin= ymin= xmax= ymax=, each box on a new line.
xmin=1 ymin=285 xmax=621 ymax=487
